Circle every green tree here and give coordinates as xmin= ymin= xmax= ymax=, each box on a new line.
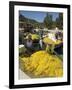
xmin=44 ymin=13 xmax=53 ymax=29
xmin=52 ymin=21 xmax=56 ymax=29
xmin=56 ymin=13 xmax=63 ymax=29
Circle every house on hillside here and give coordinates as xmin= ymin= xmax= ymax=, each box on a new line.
xmin=19 ymin=21 xmax=34 ymax=32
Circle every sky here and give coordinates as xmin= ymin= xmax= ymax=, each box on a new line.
xmin=19 ymin=11 xmax=59 ymax=23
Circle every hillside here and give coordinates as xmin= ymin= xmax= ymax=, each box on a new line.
xmin=19 ymin=14 xmax=44 ymax=28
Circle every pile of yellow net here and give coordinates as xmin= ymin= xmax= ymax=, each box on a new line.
xmin=43 ymin=37 xmax=62 ymax=45
xmin=31 ymin=34 xmax=40 ymax=40
xmin=19 ymin=51 xmax=63 ymax=78
xmin=26 ymin=34 xmax=40 ymax=40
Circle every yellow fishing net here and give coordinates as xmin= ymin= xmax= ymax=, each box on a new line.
xmin=19 ymin=51 xmax=63 ymax=78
